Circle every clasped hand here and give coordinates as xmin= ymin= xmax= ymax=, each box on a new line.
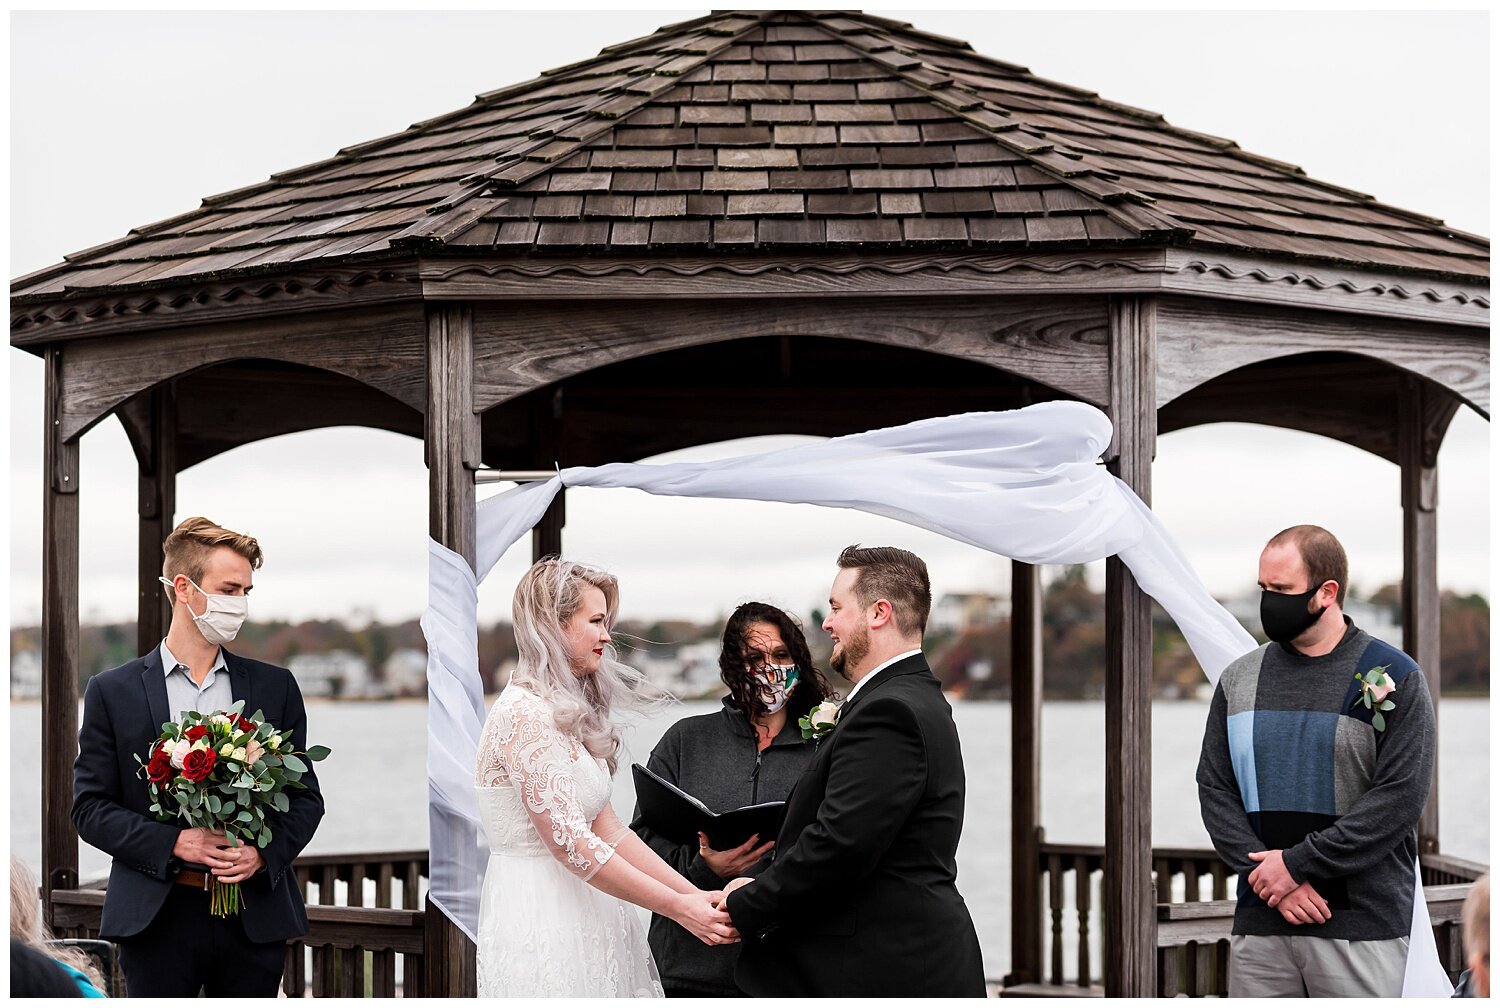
xmin=675 ymin=889 xmax=740 ymax=947
xmin=173 ymin=826 xmax=264 ymax=884
xmin=1248 ymin=849 xmax=1331 ymax=925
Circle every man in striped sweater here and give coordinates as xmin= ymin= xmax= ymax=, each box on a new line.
xmin=1197 ymin=525 xmax=1434 ymax=997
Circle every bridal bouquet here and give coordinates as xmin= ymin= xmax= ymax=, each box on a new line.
xmin=135 ymin=699 xmax=330 ymax=916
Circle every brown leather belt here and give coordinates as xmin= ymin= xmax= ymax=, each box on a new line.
xmin=174 ymin=868 xmax=212 ymax=890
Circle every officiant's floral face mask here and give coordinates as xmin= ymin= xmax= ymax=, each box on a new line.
xmin=756 ymin=664 xmax=801 ymax=713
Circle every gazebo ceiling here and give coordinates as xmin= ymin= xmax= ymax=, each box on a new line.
xmin=11 ymin=9 xmax=1488 ymax=311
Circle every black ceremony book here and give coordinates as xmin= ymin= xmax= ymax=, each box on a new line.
xmin=631 ymin=763 xmax=787 ymax=850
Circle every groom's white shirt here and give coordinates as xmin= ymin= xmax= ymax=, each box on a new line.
xmin=843 ymin=647 xmax=922 ymax=704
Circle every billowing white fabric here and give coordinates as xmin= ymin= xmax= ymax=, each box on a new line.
xmin=424 ymin=399 xmax=1449 ymax=994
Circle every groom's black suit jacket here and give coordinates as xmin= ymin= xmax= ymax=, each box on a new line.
xmin=727 ymin=653 xmax=984 ymax=996
xmin=72 ymin=647 xmax=324 ymax=943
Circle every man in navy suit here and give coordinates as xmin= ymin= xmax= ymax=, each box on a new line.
xmin=72 ymin=517 xmax=323 ymax=996
xmin=722 ymin=545 xmax=984 ymax=996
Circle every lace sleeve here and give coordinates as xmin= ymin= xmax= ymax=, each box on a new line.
xmin=475 ymin=688 xmax=615 ymax=880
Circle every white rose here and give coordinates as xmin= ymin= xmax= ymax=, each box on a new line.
xmin=810 ymin=702 xmax=841 ymax=728
xmin=231 ymin=747 xmax=248 ymax=763
xmin=219 ymin=742 xmax=235 ymax=756
xmin=169 ymin=738 xmax=193 ymax=769
xmin=268 ymin=735 xmax=282 ymax=751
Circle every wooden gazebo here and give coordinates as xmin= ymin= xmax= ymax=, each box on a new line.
xmin=14 ymin=10 xmax=1487 ymax=997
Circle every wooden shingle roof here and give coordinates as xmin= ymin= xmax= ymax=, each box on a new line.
xmin=13 ymin=9 xmax=1488 ymax=302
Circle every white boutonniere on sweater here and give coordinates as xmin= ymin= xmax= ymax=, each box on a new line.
xmin=798 ymin=700 xmax=842 ymax=743
xmin=1351 ymin=664 xmax=1396 ymax=732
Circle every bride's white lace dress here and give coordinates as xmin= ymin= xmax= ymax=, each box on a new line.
xmin=474 ymin=682 xmax=664 ymax=997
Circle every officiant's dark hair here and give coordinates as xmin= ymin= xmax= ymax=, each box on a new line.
xmin=838 ymin=544 xmax=931 ymax=637
xmin=719 ymin=602 xmax=831 ymax=720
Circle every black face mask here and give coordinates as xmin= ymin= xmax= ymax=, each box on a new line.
xmin=1260 ymin=584 xmax=1328 ymax=643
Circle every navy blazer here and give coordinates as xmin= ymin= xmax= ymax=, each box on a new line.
xmin=71 ymin=647 xmax=324 ymax=942
xmin=727 ymin=653 xmax=985 ymax=997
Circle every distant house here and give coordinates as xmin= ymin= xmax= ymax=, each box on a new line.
xmin=382 ymin=647 xmax=428 ymax=697
xmin=11 ymin=650 xmax=42 ymax=699
xmin=633 ymin=640 xmax=722 ymax=698
xmin=930 ymin=593 xmax=1010 ymax=635
xmin=288 ymin=650 xmax=372 ymax=699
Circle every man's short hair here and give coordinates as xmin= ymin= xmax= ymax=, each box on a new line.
xmin=837 ymin=544 xmax=931 ymax=637
xmin=1266 ymin=524 xmax=1348 ymax=605
xmin=161 ymin=517 xmax=263 ymax=587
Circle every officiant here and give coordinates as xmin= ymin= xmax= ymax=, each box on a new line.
xmin=630 ymin=602 xmax=833 ymax=997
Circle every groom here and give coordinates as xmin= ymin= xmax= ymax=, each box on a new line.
xmin=722 ymin=545 xmax=984 ymax=996
xmin=72 ymin=517 xmax=323 ymax=996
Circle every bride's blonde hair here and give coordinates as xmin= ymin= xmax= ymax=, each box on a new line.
xmin=510 ymin=558 xmax=669 ymax=773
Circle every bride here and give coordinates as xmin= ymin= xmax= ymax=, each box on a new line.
xmin=474 ymin=558 xmax=738 ymax=996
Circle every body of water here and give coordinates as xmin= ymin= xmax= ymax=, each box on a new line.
xmin=13 ymin=696 xmax=1488 ymax=978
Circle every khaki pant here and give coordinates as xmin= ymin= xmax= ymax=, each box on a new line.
xmin=1229 ymin=933 xmax=1409 ymax=997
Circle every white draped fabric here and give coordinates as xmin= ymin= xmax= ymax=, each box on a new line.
xmin=422 ymin=400 xmax=1449 ymax=995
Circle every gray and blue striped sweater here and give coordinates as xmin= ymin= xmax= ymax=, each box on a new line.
xmin=1197 ymin=620 xmax=1434 ymax=940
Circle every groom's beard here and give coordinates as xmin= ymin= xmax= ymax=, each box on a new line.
xmin=830 ymin=625 xmax=870 ymax=677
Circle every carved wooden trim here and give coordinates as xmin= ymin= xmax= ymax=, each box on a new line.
xmin=470 ymin=295 xmax=1111 ymax=412
xmin=1154 ymin=295 xmax=1489 ymax=417
xmin=12 ymin=247 xmax=1484 ymax=346
xmin=421 ymin=250 xmax=1171 ymax=299
xmin=1162 ymin=248 xmax=1488 ymax=328
xmin=11 ymin=263 xmax=424 ymax=345
xmin=54 ymin=302 xmax=427 ymax=440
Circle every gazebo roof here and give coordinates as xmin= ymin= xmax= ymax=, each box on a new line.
xmin=13 ymin=9 xmax=1488 ymax=305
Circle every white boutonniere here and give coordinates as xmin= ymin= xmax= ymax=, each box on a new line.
xmin=798 ymin=700 xmax=842 ymax=743
xmin=1351 ymin=665 xmax=1397 ymax=732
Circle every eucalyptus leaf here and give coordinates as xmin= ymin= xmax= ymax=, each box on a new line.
xmin=281 ymin=754 xmax=308 ymax=773
xmin=207 ymin=796 xmax=222 ymax=814
xmin=1372 ymin=712 xmax=1386 ymax=732
xmin=273 ymin=792 xmax=290 ymax=813
xmin=237 ymin=810 xmax=254 ymax=822
xmin=305 ymin=745 xmax=331 ymax=762
xmin=222 ymin=801 xmax=237 ymax=817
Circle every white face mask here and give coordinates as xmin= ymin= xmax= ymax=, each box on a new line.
xmin=756 ymin=664 xmax=800 ymax=714
xmin=160 ymin=575 xmax=248 ymax=646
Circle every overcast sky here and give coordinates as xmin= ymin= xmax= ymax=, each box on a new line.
xmin=8 ymin=10 xmax=1490 ymax=633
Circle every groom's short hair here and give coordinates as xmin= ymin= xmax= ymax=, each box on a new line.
xmin=837 ymin=544 xmax=931 ymax=637
xmin=162 ymin=517 xmax=263 ymax=586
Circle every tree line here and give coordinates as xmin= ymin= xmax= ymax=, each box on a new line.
xmin=11 ymin=568 xmax=1487 ymax=699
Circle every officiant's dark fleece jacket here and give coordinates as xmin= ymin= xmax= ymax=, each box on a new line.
xmin=630 ymin=699 xmax=815 ymax=996
xmin=1196 ymin=620 xmax=1434 ymax=941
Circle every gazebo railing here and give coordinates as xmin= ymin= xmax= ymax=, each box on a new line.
xmin=1029 ymin=840 xmax=1485 ymax=997
xmin=49 ymin=850 xmax=430 ymax=997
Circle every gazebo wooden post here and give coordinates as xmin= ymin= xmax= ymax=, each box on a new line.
xmin=1399 ymin=380 xmax=1452 ymax=854
xmin=136 ymin=386 xmax=177 ymax=655
xmin=42 ymin=346 xmax=81 ymax=920
xmin=532 ymin=493 xmax=565 ymax=562
xmin=531 ymin=394 xmax=564 ymax=561
xmin=1006 ymin=559 xmax=1044 ymax=987
xmin=423 ymin=302 xmax=480 ymax=997
xmin=1103 ymin=295 xmax=1156 ymax=996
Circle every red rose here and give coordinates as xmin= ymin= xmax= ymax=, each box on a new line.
xmin=181 ymin=746 xmax=217 ymax=783
xmin=146 ymin=744 xmax=173 ymax=784
xmin=184 ymin=725 xmax=209 ymax=742
xmin=235 ymin=716 xmax=256 ymax=732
